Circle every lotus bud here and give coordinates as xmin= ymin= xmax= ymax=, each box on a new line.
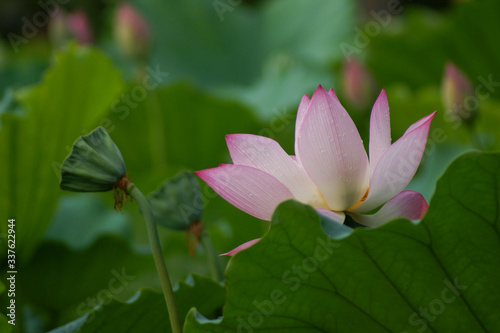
xmin=341 ymin=57 xmax=377 ymax=110
xmin=114 ymin=3 xmax=151 ymax=60
xmin=60 ymin=127 xmax=129 ymax=209
xmin=441 ymin=62 xmax=476 ymax=126
xmin=67 ymin=10 xmax=93 ymax=45
xmin=49 ymin=10 xmax=93 ymax=48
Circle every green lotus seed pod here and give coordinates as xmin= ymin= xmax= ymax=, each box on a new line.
xmin=148 ymin=171 xmax=203 ymax=230
xmin=60 ymin=127 xmax=127 ymax=192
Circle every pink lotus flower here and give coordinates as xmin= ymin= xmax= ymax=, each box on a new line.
xmin=196 ymin=86 xmax=435 ymax=253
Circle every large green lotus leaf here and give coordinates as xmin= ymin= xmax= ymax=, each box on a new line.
xmin=186 ymin=151 xmax=500 ymax=332
xmin=14 ymin=235 xmax=156 ymax=329
xmin=0 ymin=46 xmax=124 ymax=261
xmin=49 ymin=274 xmax=225 ymax=333
xmin=367 ymin=0 xmax=500 ymax=99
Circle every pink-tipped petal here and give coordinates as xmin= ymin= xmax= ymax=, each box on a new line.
xmin=369 ymin=90 xmax=391 ymax=176
xmin=354 ymin=112 xmax=436 ymax=213
xmin=296 ymin=86 xmax=369 ymax=211
xmin=295 ymin=94 xmax=311 ymax=137
xmin=294 ymin=94 xmax=311 ymax=156
xmin=226 ymin=134 xmax=323 ymax=206
xmin=316 ymin=209 xmax=346 ymax=224
xmin=404 ymin=112 xmax=435 ymax=134
xmin=348 ymin=190 xmax=428 ymax=227
xmin=195 ymin=164 xmax=293 ymax=220
xmin=220 ymin=238 xmax=261 ymax=256
xmin=326 ymin=87 xmax=341 ymax=102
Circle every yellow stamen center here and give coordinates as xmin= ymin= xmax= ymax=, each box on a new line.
xmin=347 ymin=187 xmax=370 ymax=211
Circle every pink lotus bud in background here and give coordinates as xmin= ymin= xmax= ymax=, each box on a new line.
xmin=49 ymin=10 xmax=93 ymax=48
xmin=441 ymin=62 xmax=476 ymax=125
xmin=114 ymin=2 xmax=151 ymax=60
xmin=67 ymin=11 xmax=93 ymax=44
xmin=341 ymin=57 xmax=377 ymax=110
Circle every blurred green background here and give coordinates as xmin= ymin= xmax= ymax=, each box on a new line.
xmin=1 ymin=0 xmax=500 ymax=332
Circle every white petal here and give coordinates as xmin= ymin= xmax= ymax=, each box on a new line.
xmin=348 ymin=190 xmax=428 ymax=227
xmin=354 ymin=112 xmax=436 ymax=213
xmin=226 ymin=134 xmax=324 ymax=207
xmin=369 ymin=89 xmax=391 ymax=177
xmin=296 ymin=85 xmax=369 ymax=211
xmin=195 ymin=164 xmax=293 ymax=220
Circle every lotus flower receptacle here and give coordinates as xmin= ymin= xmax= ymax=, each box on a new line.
xmin=60 ymin=126 xmax=127 ymax=193
xmin=148 ymin=171 xmax=203 ymax=231
xmin=148 ymin=171 xmax=204 ymax=256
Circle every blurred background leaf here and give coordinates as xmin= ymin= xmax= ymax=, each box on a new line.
xmin=18 ymin=235 xmax=157 ymax=328
xmin=366 ymin=0 xmax=500 ymax=95
xmin=0 ymin=46 xmax=124 ymax=262
xmin=44 ymin=194 xmax=131 ymax=249
xmin=49 ymin=274 xmax=225 ymax=333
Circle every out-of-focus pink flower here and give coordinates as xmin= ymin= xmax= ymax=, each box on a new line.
xmin=441 ymin=62 xmax=476 ymax=125
xmin=67 ymin=11 xmax=93 ymax=44
xmin=49 ymin=10 xmax=93 ymax=47
xmin=197 ymin=86 xmax=435 ymax=255
xmin=342 ymin=57 xmax=377 ymax=110
xmin=114 ymin=2 xmax=151 ymax=59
